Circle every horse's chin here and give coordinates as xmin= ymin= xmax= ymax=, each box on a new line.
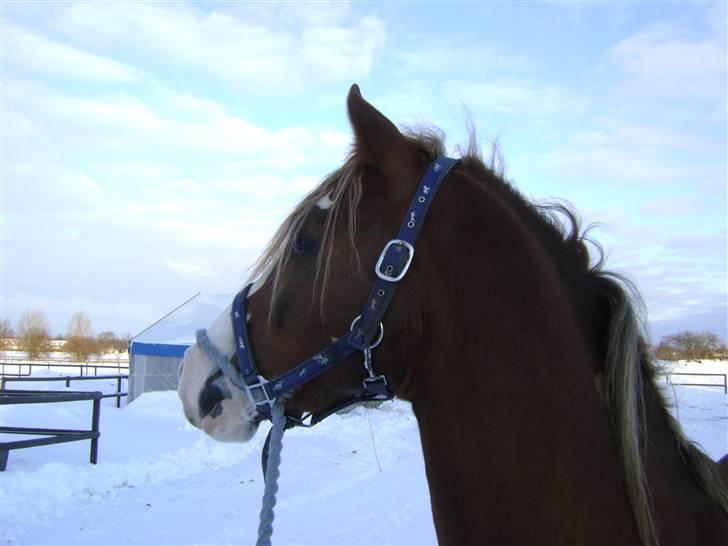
xmin=199 ymin=398 xmax=260 ymax=442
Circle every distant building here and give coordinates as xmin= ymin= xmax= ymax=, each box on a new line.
xmin=128 ymin=293 xmax=230 ymax=403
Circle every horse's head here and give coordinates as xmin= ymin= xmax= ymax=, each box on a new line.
xmin=178 ymin=85 xmax=439 ymax=441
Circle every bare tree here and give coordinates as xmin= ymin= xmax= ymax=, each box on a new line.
xmin=64 ymin=311 xmax=97 ymax=362
xmin=114 ymin=332 xmax=131 ymax=353
xmin=655 ymin=331 xmax=725 ymax=362
xmin=0 ymin=318 xmax=14 ymax=352
xmin=95 ymin=331 xmax=116 ymax=353
xmin=16 ymin=309 xmax=52 ymax=359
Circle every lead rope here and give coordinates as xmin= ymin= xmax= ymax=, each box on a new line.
xmin=256 ymin=399 xmax=286 ymax=546
xmin=194 ymin=329 xmax=288 ymax=546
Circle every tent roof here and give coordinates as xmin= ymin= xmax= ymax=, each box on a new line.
xmin=130 ymin=293 xmax=230 ymax=356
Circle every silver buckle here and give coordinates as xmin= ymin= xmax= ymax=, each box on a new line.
xmin=244 ymin=378 xmax=273 ymax=411
xmin=375 ymin=239 xmax=414 ymax=282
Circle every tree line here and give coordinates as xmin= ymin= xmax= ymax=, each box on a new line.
xmin=0 ymin=310 xmax=724 ymax=363
xmin=0 ymin=310 xmax=130 ymax=360
xmin=653 ymin=331 xmax=726 ymax=362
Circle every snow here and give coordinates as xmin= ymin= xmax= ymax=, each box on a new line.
xmin=1 ymin=362 xmax=726 ymax=545
xmin=0 ymin=351 xmax=129 ymax=377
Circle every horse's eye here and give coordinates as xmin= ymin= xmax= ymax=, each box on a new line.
xmin=292 ymin=233 xmax=316 ymax=255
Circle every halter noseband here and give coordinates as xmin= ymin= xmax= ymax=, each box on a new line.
xmin=199 ymin=156 xmax=458 ymax=426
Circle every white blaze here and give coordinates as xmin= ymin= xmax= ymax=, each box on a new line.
xmin=316 ymin=193 xmax=334 ymax=210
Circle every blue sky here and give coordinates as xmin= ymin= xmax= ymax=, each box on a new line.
xmin=1 ymin=1 xmax=725 ymax=343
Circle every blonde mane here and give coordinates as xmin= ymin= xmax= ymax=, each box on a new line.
xmin=249 ymin=128 xmax=447 ymax=316
xmin=250 ymin=155 xmax=364 ymax=318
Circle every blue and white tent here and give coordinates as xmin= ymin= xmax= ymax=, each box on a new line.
xmin=128 ymin=293 xmax=229 ymax=402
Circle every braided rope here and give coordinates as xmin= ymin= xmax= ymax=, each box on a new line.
xmin=257 ymin=400 xmax=286 ymax=546
xmin=194 ymin=329 xmax=287 ymax=546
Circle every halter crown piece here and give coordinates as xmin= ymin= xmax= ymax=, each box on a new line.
xmin=205 ymin=156 xmax=458 ymax=426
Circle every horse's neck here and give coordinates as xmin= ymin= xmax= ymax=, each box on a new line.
xmin=409 ymin=316 xmax=642 ymax=545
xmin=396 ymin=175 xmax=727 ymax=544
xmin=406 ymin=288 xmax=726 ymax=545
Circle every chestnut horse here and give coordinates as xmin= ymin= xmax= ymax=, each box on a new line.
xmin=178 ymin=85 xmax=728 ymax=545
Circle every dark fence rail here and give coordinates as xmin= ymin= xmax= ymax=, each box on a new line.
xmin=661 ymin=372 xmax=727 ymax=394
xmin=0 ymin=374 xmax=128 ymax=408
xmin=0 ymin=390 xmax=102 ymax=471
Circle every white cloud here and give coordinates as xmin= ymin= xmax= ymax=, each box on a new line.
xmin=1 ymin=55 xmax=355 ymax=334
xmin=395 ymin=41 xmax=527 ymax=76
xmin=2 ymin=291 xmax=162 ymax=338
xmin=606 ymin=22 xmax=726 ymax=100
xmin=301 ymin=16 xmax=385 ymax=81
xmin=571 ymin=219 xmax=727 ymax=342
xmin=1 ymin=20 xmax=143 ymax=83
xmin=274 ymin=1 xmax=355 ymax=26
xmin=39 ymin=2 xmax=385 ymax=94
xmin=3 ymin=77 xmax=352 ymax=177
xmin=533 ymin=115 xmax=720 ymax=188
xmin=443 ymin=79 xmax=589 ymax=117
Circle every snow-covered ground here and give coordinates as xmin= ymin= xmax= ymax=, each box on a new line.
xmin=1 ymin=362 xmax=726 ymax=545
xmin=0 ymin=350 xmax=129 ymax=378
xmin=0 ymin=349 xmax=129 ymax=363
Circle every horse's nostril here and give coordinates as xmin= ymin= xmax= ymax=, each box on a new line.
xmin=199 ymin=370 xmax=228 ymax=420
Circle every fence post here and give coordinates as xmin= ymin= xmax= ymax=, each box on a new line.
xmin=90 ymin=398 xmax=100 ymax=464
xmin=116 ymin=376 xmax=122 ymax=408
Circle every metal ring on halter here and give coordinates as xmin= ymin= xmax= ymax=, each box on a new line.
xmin=349 ymin=315 xmax=384 ymax=349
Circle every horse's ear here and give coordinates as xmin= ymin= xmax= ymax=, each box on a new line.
xmin=347 ymin=84 xmax=419 ymax=190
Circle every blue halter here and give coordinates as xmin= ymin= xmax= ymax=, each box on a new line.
xmin=216 ymin=156 xmax=458 ymax=425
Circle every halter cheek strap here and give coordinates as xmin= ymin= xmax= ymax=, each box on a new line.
xmin=206 ymin=156 xmax=458 ymax=424
xmin=349 ymin=157 xmax=459 ymax=351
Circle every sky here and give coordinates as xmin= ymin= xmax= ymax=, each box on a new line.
xmin=1 ymin=0 xmax=725 ymax=343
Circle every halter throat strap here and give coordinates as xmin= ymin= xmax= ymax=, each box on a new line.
xmin=223 ymin=156 xmax=458 ymax=422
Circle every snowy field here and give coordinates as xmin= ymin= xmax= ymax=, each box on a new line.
xmin=0 ymin=351 xmax=128 ymax=378
xmin=1 ymin=362 xmax=726 ymax=545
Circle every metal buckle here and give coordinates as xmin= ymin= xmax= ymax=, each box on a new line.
xmin=245 ymin=378 xmax=273 ymax=412
xmin=363 ymin=375 xmax=389 ymax=398
xmin=375 ymin=239 xmax=414 ymax=282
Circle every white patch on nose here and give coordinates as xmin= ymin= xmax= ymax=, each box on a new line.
xmin=177 ymin=301 xmax=260 ymax=442
xmin=316 ymin=193 xmax=334 ymax=210
xmin=177 ymin=280 xmax=276 ymax=443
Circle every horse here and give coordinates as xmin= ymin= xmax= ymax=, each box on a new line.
xmin=178 ymin=85 xmax=728 ymax=545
